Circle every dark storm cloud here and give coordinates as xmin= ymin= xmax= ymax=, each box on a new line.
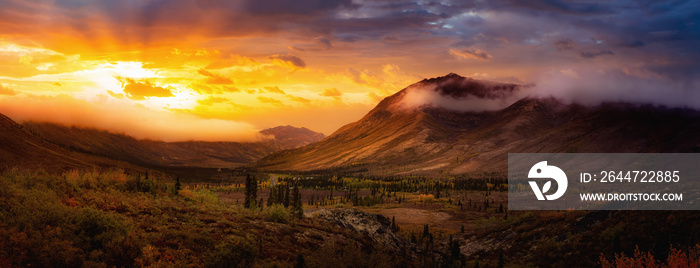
xmin=315 ymin=4 xmax=460 ymax=39
xmin=290 ymin=37 xmax=332 ymax=52
xmin=496 ymin=0 xmax=614 ymax=15
xmin=6 ymin=0 xmax=697 ymax=49
xmin=580 ymin=50 xmax=614 ymax=59
xmin=457 ymin=1 xmax=696 ymax=83
xmin=619 ymin=40 xmax=645 ymax=48
xmin=449 ymin=47 xmax=492 ymax=61
xmin=553 ymin=39 xmax=575 ymax=51
xmin=240 ymin=0 xmax=358 ymax=15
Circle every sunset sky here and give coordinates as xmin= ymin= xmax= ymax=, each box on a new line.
xmin=0 ymin=0 xmax=697 ymax=141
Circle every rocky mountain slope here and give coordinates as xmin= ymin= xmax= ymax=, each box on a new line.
xmin=256 ymin=73 xmax=700 ymax=175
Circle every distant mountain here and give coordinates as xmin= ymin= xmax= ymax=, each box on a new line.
xmin=260 ymin=125 xmax=326 ymax=149
xmin=0 ymin=114 xmax=145 ymax=172
xmin=256 ymin=73 xmax=700 ymax=175
xmin=22 ymin=122 xmax=325 ymax=168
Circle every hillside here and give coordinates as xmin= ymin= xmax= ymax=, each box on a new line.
xmin=0 ymin=114 xmax=145 ymax=172
xmin=256 ymin=73 xmax=700 ymax=175
xmin=0 ymin=169 xmax=422 ymax=267
xmin=22 ymin=122 xmax=325 ymax=168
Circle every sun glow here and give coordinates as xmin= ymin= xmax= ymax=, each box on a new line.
xmin=0 ymin=33 xmax=417 ymax=138
xmin=146 ymin=87 xmax=198 ymax=110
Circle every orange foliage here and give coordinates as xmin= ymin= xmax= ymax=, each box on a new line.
xmin=601 ymin=245 xmax=700 ymax=268
xmin=61 ymin=197 xmax=82 ymax=207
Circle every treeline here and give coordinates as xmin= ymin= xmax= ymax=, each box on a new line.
xmin=277 ymin=175 xmax=506 ymax=196
xmin=260 ymin=175 xmax=509 ymax=210
xmin=244 ymin=175 xmax=303 ymax=218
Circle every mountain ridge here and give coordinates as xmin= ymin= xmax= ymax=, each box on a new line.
xmin=21 ymin=122 xmax=325 ymax=168
xmin=0 ymin=112 xmax=148 ymax=172
xmin=255 ymin=74 xmax=700 ymax=175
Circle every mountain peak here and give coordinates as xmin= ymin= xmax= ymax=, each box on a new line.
xmin=259 ymin=125 xmax=325 ymax=148
xmin=420 ymin=72 xmax=465 ymax=83
xmin=257 ymin=82 xmax=700 ymax=175
xmin=260 ymin=125 xmax=321 ymax=137
xmin=386 ymin=73 xmax=522 ymax=113
xmin=412 ymin=73 xmax=519 ymax=100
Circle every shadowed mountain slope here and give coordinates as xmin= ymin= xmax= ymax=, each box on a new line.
xmin=0 ymin=114 xmax=145 ymax=172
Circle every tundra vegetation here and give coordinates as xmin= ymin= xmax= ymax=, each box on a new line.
xmin=1 ymin=169 xmax=699 ymax=267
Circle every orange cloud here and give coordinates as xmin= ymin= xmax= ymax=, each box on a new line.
xmin=320 ymin=88 xmax=343 ymax=98
xmin=205 ymin=54 xmax=261 ymax=70
xmin=197 ymin=96 xmax=229 ymax=106
xmin=347 ymin=68 xmax=387 ymax=89
xmin=107 ymin=90 xmax=125 ymax=99
xmin=382 ymin=64 xmax=401 ymax=77
xmin=262 ymin=86 xmax=286 ymax=94
xmin=189 ymin=83 xmax=240 ymax=94
xmin=117 ymin=77 xmax=174 ymax=100
xmin=197 ymin=69 xmax=234 ymax=84
xmin=223 ymin=86 xmax=241 ymax=93
xmin=0 ymin=84 xmax=17 ymax=96
xmin=287 ymin=95 xmax=311 ymax=103
xmin=368 ymin=92 xmax=385 ymax=102
xmin=171 ymin=48 xmax=220 ymax=57
xmin=257 ymin=96 xmax=283 ymax=106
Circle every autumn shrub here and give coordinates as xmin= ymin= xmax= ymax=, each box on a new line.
xmin=73 ymin=207 xmax=129 ymax=251
xmin=159 ymin=228 xmax=216 ymax=254
xmin=0 ymin=225 xmax=84 ymax=267
xmin=192 ymin=189 xmax=221 ymax=205
xmin=308 ymin=241 xmax=375 ymax=268
xmin=126 ymin=174 xmax=158 ymax=194
xmin=205 ymin=237 xmax=258 ymax=268
xmin=600 ymin=245 xmax=700 ymax=268
xmin=0 ymin=169 xmax=145 ymax=267
xmin=266 ymin=204 xmax=290 ymax=223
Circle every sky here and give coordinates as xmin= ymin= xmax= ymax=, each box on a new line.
xmin=0 ymin=0 xmax=697 ymax=141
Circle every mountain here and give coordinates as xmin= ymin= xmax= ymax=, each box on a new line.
xmin=22 ymin=122 xmax=325 ymax=168
xmin=256 ymin=73 xmax=700 ymax=175
xmin=260 ymin=125 xmax=326 ymax=149
xmin=0 ymin=114 xmax=145 ymax=172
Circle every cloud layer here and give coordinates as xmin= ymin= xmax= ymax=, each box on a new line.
xmin=117 ymin=77 xmax=174 ymax=100
xmin=0 ymin=94 xmax=262 ymax=142
xmin=397 ymin=83 xmax=520 ymax=112
xmin=0 ymin=0 xmax=698 ymax=138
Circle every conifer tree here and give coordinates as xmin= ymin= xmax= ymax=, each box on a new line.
xmin=244 ymin=174 xmax=257 ymax=208
xmin=294 ymin=253 xmax=306 ymax=268
xmin=267 ymin=186 xmax=276 ymax=207
xmin=174 ymin=176 xmax=182 ymax=194
xmin=284 ymin=185 xmax=290 ymax=208
xmin=292 ymin=182 xmax=303 ymax=218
